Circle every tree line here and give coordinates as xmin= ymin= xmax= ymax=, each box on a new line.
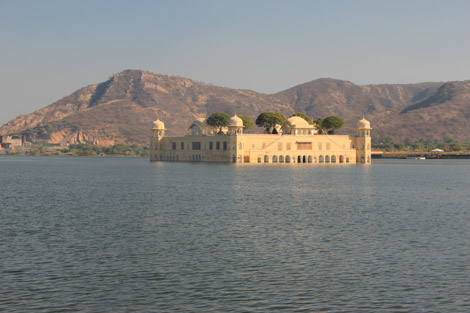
xmin=205 ymin=111 xmax=344 ymax=134
xmin=372 ymin=135 xmax=470 ymax=152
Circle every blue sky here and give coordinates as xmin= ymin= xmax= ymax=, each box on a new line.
xmin=1 ymin=0 xmax=470 ymax=125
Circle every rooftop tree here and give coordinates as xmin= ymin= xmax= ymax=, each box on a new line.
xmin=239 ymin=115 xmax=254 ymax=130
xmin=322 ymin=115 xmax=344 ymax=134
xmin=255 ymin=111 xmax=286 ymax=133
xmin=206 ymin=112 xmax=230 ymax=134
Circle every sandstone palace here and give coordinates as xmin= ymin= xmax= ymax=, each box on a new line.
xmin=150 ymin=115 xmax=371 ymax=165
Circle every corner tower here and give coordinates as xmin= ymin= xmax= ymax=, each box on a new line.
xmin=228 ymin=114 xmax=244 ymax=135
xmin=150 ymin=119 xmax=166 ymax=161
xmin=355 ymin=117 xmax=372 ymax=164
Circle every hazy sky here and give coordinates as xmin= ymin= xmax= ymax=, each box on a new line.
xmin=1 ymin=0 xmax=470 ymax=125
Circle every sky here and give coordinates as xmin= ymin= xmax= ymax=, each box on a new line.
xmin=1 ymin=0 xmax=470 ymax=125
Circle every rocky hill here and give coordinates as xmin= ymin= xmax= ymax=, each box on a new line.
xmin=1 ymin=69 xmax=469 ymax=145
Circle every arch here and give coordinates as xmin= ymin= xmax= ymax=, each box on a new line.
xmin=325 ymin=155 xmax=330 ymax=163
xmin=238 ymin=155 xmax=242 ymax=163
xmin=339 ymin=155 xmax=344 ymax=163
xmin=232 ymin=156 xmax=236 ymax=163
xmin=258 ymin=157 xmax=261 ymax=163
xmin=308 ymin=155 xmax=312 ymax=163
xmin=319 ymin=155 xmax=324 ymax=163
xmin=303 ymin=155 xmax=307 ymax=163
xmin=272 ymin=155 xmax=278 ymax=163
xmin=264 ymin=155 xmax=269 ymax=163
xmin=286 ymin=155 xmax=291 ymax=163
xmin=297 ymin=155 xmax=301 ymax=163
xmin=346 ymin=157 xmax=350 ymax=163
xmin=279 ymin=155 xmax=284 ymax=163
xmin=331 ymin=155 xmax=336 ymax=163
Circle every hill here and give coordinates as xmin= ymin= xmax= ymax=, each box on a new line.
xmin=1 ymin=69 xmax=469 ymax=145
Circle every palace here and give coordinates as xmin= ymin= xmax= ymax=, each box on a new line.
xmin=150 ymin=115 xmax=371 ymax=164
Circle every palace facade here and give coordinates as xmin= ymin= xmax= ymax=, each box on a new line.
xmin=150 ymin=115 xmax=372 ymax=164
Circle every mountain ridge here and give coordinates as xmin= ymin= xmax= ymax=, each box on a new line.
xmin=1 ymin=69 xmax=469 ymax=145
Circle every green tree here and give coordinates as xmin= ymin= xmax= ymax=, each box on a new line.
xmin=437 ymin=143 xmax=450 ymax=151
xmin=314 ymin=118 xmax=324 ymax=134
xmin=206 ymin=112 xmax=230 ymax=133
xmin=255 ymin=111 xmax=286 ymax=133
xmin=291 ymin=112 xmax=313 ymax=125
xmin=238 ymin=115 xmax=254 ymax=130
xmin=450 ymin=143 xmax=462 ymax=151
xmin=322 ymin=115 xmax=344 ymax=134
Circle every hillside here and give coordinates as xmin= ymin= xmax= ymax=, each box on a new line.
xmin=1 ymin=69 xmax=469 ymax=145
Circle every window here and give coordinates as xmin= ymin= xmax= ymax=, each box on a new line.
xmin=223 ymin=141 xmax=227 ymax=150
xmin=264 ymin=155 xmax=269 ymax=163
xmin=210 ymin=142 xmax=213 ymax=150
xmin=286 ymin=155 xmax=291 ymax=163
xmin=278 ymin=142 xmax=283 ymax=150
xmin=296 ymin=142 xmax=312 ymax=150
xmin=216 ymin=142 xmax=220 ymax=150
xmin=325 ymin=155 xmax=330 ymax=163
xmin=339 ymin=155 xmax=344 ymax=163
xmin=279 ymin=155 xmax=284 ymax=163
xmin=331 ymin=155 xmax=336 ymax=163
xmin=192 ymin=142 xmax=201 ymax=150
xmin=181 ymin=142 xmax=184 ymax=150
xmin=308 ymin=156 xmax=312 ymax=163
xmin=272 ymin=155 xmax=278 ymax=163
xmin=172 ymin=142 xmax=176 ymax=150
xmin=258 ymin=157 xmax=261 ymax=163
xmin=319 ymin=155 xmax=324 ymax=163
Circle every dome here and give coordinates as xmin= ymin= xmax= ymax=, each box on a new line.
xmin=228 ymin=114 xmax=244 ymax=127
xmin=152 ymin=119 xmax=165 ymax=129
xmin=189 ymin=118 xmax=206 ymax=129
xmin=357 ymin=117 xmax=371 ymax=129
xmin=286 ymin=116 xmax=310 ymax=128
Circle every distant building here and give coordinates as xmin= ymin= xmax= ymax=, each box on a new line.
xmin=150 ymin=115 xmax=372 ymax=164
xmin=0 ymin=135 xmax=24 ymax=150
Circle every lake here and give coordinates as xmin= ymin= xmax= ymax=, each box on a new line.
xmin=1 ymin=156 xmax=469 ymax=312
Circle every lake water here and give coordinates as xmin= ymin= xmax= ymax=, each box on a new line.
xmin=1 ymin=156 xmax=470 ymax=312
